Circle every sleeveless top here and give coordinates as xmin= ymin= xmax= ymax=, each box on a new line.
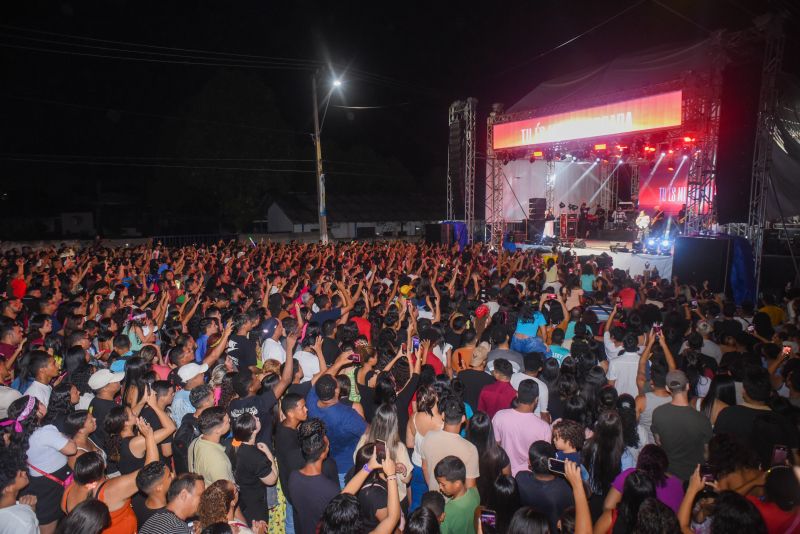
xmin=639 ymin=392 xmax=671 ymax=444
xmin=62 ymin=480 xmax=138 ymax=534
xmin=117 ymin=437 xmax=144 ymax=475
xmin=411 ymin=413 xmax=443 ymax=466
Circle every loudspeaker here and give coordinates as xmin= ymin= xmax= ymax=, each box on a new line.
xmin=673 ymin=236 xmax=733 ymax=294
xmin=573 ymin=239 xmax=586 ymax=248
xmin=560 ymin=214 xmax=577 ymax=241
xmin=528 ymin=197 xmax=547 ymax=219
xmin=527 ymin=219 xmax=545 ymax=241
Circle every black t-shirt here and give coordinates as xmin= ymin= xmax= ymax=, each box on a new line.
xmin=131 ymin=493 xmax=164 ymax=529
xmin=515 ymin=471 xmax=574 ymax=532
xmin=445 ymin=330 xmax=463 ymax=351
xmin=229 ymin=388 xmax=277 ymax=444
xmin=140 ymin=405 xmax=172 ymax=459
xmin=234 ymin=443 xmax=272 ymax=523
xmin=274 ymin=424 xmax=339 ymax=500
xmin=89 ymin=397 xmax=116 ymax=446
xmin=227 ymin=333 xmax=258 ymax=369
xmin=357 ymin=477 xmax=387 ymax=531
xmin=458 ymin=369 xmax=496 ymax=412
xmin=322 ymin=337 xmax=340 ymax=366
xmin=287 ymin=471 xmax=341 ymax=534
xmin=714 ymin=405 xmax=799 ymax=464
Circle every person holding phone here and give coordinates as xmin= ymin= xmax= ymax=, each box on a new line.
xmin=514 ymin=441 xmax=573 ymax=532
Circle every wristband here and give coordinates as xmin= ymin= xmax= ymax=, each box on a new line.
xmin=363 ymin=464 xmax=372 ymax=473
xmin=386 ymin=475 xmax=397 ymax=481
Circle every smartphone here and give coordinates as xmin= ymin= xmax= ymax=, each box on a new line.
xmin=747 ymin=325 xmax=755 ymax=333
xmin=400 ymin=343 xmax=407 ymax=353
xmin=479 ymin=510 xmax=497 ymax=530
xmin=547 ymin=458 xmax=566 ymax=475
xmin=700 ymin=463 xmax=715 ymax=484
xmin=653 ymin=323 xmax=663 ymax=336
xmin=375 ymin=439 xmax=386 ymax=463
xmin=690 ymin=300 xmax=698 ymax=309
xmin=771 ymin=444 xmax=789 ymax=466
xmin=546 ymin=294 xmax=557 ymax=301
xmin=616 ymin=297 xmax=622 ymax=305
xmin=782 ymin=346 xmax=792 ymax=358
xmin=411 ymin=336 xmax=420 ymax=351
xmin=347 ymin=353 xmax=361 ymax=363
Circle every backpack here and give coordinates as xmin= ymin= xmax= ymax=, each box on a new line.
xmin=172 ymin=414 xmax=199 ymax=474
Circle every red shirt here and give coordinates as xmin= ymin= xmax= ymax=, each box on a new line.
xmin=351 ymin=316 xmax=372 ymax=342
xmin=477 ymin=380 xmax=517 ymax=419
xmin=747 ymin=496 xmax=799 ymax=534
xmin=617 ymin=287 xmax=637 ymax=309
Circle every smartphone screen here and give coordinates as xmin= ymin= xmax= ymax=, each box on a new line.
xmin=700 ymin=463 xmax=715 ymax=483
xmin=375 ymin=440 xmax=386 ymax=463
xmin=547 ymin=458 xmax=566 ymax=475
xmin=348 ymin=353 xmax=361 ymax=363
xmin=411 ymin=336 xmax=420 ymax=351
xmin=771 ymin=444 xmax=789 ymax=466
xmin=400 ymin=343 xmax=407 ymax=353
xmin=479 ymin=510 xmax=497 ymax=529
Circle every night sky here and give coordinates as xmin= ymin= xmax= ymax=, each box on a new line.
xmin=1 ymin=0 xmax=797 ymax=237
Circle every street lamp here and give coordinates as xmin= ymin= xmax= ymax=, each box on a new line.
xmin=311 ymin=73 xmax=342 ymax=246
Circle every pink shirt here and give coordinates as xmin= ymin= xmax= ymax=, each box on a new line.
xmin=492 ymin=408 xmax=552 ymax=476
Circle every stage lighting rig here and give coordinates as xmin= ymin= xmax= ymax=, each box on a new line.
xmin=568 ymin=203 xmax=579 ymax=211
xmin=559 ymin=202 xmax=566 ymax=209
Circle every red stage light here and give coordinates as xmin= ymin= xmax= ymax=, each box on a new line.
xmin=667 ymin=167 xmax=674 ymax=171
xmin=594 ymin=143 xmax=607 ymax=150
xmin=668 ymin=149 xmax=674 ymax=154
xmin=683 ymin=136 xmax=695 ymax=143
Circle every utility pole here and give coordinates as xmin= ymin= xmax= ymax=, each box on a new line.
xmin=311 ymin=74 xmax=329 ymax=245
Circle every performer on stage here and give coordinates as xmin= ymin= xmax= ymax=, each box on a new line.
xmin=677 ymin=204 xmax=687 ymax=234
xmin=578 ymin=201 xmax=590 ymax=237
xmin=635 ymin=210 xmax=651 ymax=241
xmin=650 ymin=205 xmax=666 ymax=234
xmin=544 ymin=208 xmax=555 ymax=221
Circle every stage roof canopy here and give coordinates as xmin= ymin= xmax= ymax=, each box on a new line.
xmin=508 ymin=38 xmax=715 ymax=114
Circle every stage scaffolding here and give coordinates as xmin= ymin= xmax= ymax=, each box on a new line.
xmin=486 ymin=105 xmax=505 ymax=250
xmin=447 ymin=98 xmax=478 ymax=243
xmin=748 ymin=15 xmax=785 ymax=294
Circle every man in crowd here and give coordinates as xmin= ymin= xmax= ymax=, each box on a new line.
xmin=421 ymin=395 xmax=479 ymax=492
xmin=139 ymin=473 xmax=204 ymax=534
xmin=492 ymin=379 xmax=552 ymax=476
xmin=477 ymin=358 xmax=516 ymax=419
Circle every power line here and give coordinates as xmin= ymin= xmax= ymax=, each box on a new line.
xmin=0 ymin=24 xmax=436 ymax=95
xmin=651 ymin=0 xmax=712 ymax=34
xmin=0 ymin=156 xmax=408 ymax=178
xmin=497 ymin=0 xmax=648 ymax=76
xmin=0 ymin=93 xmax=312 ymax=135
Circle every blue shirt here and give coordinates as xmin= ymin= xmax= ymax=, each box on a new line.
xmin=306 ymin=386 xmax=366 ymax=473
xmin=195 ymin=335 xmax=209 ymax=362
xmin=515 ymin=313 xmax=546 ymax=337
xmin=171 ymin=389 xmax=195 ymax=427
xmin=580 ymin=274 xmax=596 ymax=292
xmin=549 ymin=345 xmax=571 ymax=366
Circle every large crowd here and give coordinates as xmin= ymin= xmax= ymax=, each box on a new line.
xmin=0 ymin=239 xmax=797 ymax=534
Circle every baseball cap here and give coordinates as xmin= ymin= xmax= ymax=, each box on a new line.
xmin=399 ymin=285 xmax=414 ymax=298
xmin=696 ymin=320 xmax=713 ymax=336
xmin=178 ymin=363 xmax=209 ymax=384
xmin=259 ymin=318 xmax=279 ymax=339
xmin=666 ymin=370 xmax=688 ymax=391
xmin=474 ymin=304 xmax=489 ymax=318
xmin=88 ymin=369 xmax=125 ymax=391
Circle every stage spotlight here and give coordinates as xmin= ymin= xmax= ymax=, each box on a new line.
xmin=596 ymin=158 xmax=601 ymax=162
xmin=333 ymin=79 xmax=342 ymax=87
xmin=682 ymin=154 xmax=688 ymax=160
xmin=559 ymin=202 xmax=566 ymax=209
xmin=661 ymin=239 xmax=670 ymax=248
xmin=572 ymin=156 xmax=578 ymax=162
xmin=647 ymin=238 xmax=656 ymax=247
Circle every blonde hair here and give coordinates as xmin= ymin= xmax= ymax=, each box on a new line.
xmin=470 ymin=342 xmax=490 ymax=367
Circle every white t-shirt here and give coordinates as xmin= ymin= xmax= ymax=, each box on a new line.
xmin=261 ymin=338 xmax=286 ymax=364
xmin=24 ymin=381 xmax=51 ymax=409
xmin=679 ymin=339 xmax=723 ymax=365
xmin=607 ymin=352 xmax=641 ymax=398
xmin=0 ymin=503 xmax=39 ymax=534
xmin=0 ymin=387 xmax=22 ymax=419
xmin=295 ymin=350 xmax=320 ymax=383
xmin=432 ymin=343 xmax=452 ymax=368
xmin=27 ymin=425 xmax=68 ymax=475
xmin=76 ymin=392 xmax=94 ymax=411
xmin=509 ymin=373 xmax=549 ymax=416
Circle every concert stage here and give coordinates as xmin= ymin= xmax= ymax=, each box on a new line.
xmin=509 ymin=239 xmax=673 ymax=278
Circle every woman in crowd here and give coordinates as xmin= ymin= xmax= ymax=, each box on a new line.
xmin=583 ymin=410 xmax=626 ymax=519
xmin=63 ymin=409 xmax=105 ymax=469
xmin=465 ymin=411 xmax=511 ymax=504
xmin=228 ymin=412 xmax=277 ymax=525
xmin=406 ymin=385 xmax=443 ymax=512
xmin=357 ymin=403 xmax=412 ymax=509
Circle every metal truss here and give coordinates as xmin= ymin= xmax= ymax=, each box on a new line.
xmin=447 ymin=98 xmax=478 ymax=243
xmin=544 ymin=159 xmax=556 ymax=214
xmin=486 ymin=105 xmax=505 ymax=250
xmin=630 ymin=164 xmax=640 ymax=208
xmin=684 ymin=33 xmax=724 ymax=235
xmin=748 ymin=15 xmax=785 ymax=295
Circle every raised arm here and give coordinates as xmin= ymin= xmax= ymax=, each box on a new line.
xmin=272 ymin=333 xmax=298 ymax=397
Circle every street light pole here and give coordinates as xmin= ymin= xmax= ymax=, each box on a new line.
xmin=311 ymin=74 xmax=329 ymax=246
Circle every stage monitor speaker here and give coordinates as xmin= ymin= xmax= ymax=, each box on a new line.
xmin=424 ymin=223 xmax=452 ymax=245
xmin=673 ymin=236 xmax=732 ymax=294
xmin=527 ymin=219 xmax=545 ymax=241
xmin=573 ymin=239 xmax=586 ymax=248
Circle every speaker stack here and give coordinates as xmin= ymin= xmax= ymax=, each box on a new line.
xmin=527 ymin=198 xmax=547 ymax=241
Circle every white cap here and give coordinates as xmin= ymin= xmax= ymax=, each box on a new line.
xmin=88 ymin=369 xmax=125 ymax=391
xmin=178 ymin=363 xmax=209 ymax=383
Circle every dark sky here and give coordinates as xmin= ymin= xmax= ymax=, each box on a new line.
xmin=1 ymin=0 xmax=797 ymax=234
